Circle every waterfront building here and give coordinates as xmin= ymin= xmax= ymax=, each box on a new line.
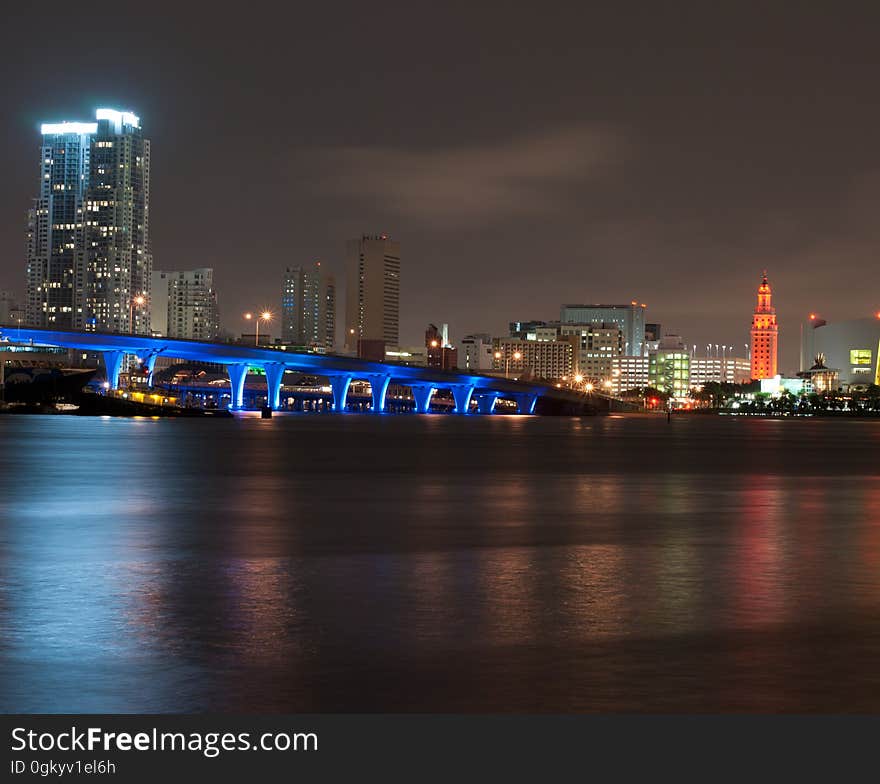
xmin=151 ymin=268 xmax=219 ymax=340
xmin=26 ymin=109 xmax=152 ymax=334
xmin=282 ymin=261 xmax=336 ymax=350
xmin=457 ymin=333 xmax=494 ymax=371
xmin=800 ymin=315 xmax=880 ymax=389
xmin=493 ymin=337 xmax=573 ymax=381
xmin=798 ymin=354 xmax=840 ymax=393
xmin=560 ymin=301 xmax=647 ymax=357
xmin=648 ymin=334 xmax=691 ymax=398
xmin=610 ymin=355 xmax=650 ymax=395
xmin=344 ymin=235 xmax=400 ymax=356
xmin=689 ymin=356 xmax=752 ymax=386
xmin=558 ymin=323 xmax=623 ymax=382
xmin=760 ymin=375 xmax=806 ymax=397
xmin=749 ymin=272 xmax=778 ymax=380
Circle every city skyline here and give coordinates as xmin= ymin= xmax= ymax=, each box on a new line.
xmin=2 ymin=7 xmax=880 ymax=370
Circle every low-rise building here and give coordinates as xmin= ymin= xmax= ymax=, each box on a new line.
xmin=457 ymin=333 xmax=494 ymax=371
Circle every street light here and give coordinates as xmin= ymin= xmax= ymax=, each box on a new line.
xmin=244 ymin=310 xmax=273 ymax=346
xmin=129 ymin=294 xmax=145 ymax=335
xmin=494 ymin=349 xmax=521 ymax=379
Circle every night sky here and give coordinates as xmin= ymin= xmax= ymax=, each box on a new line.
xmin=2 ymin=4 xmax=880 ymax=370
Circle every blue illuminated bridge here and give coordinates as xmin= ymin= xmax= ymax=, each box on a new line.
xmin=0 ymin=326 xmax=602 ymax=415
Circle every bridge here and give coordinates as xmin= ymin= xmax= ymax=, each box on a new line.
xmin=0 ymin=326 xmax=601 ymax=415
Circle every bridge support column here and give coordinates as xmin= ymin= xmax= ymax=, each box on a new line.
xmin=263 ymin=363 xmax=286 ymax=410
xmin=477 ymin=392 xmax=501 ymax=414
xmin=102 ymin=351 xmax=125 ymax=391
xmin=143 ymin=353 xmax=158 ymax=386
xmin=411 ymin=384 xmax=435 ymax=414
xmin=451 ymin=385 xmax=474 ymax=414
xmin=369 ymin=374 xmax=391 ymax=413
xmin=515 ymin=393 xmax=538 ymax=415
xmin=330 ymin=375 xmax=352 ymax=412
xmin=227 ymin=363 xmax=249 ymax=409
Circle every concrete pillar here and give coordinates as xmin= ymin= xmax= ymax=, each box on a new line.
xmin=263 ymin=364 xmax=286 ymax=410
xmin=370 ymin=375 xmax=391 ymax=413
xmin=516 ymin=393 xmax=538 ymax=415
xmin=452 ymin=385 xmax=474 ymax=414
xmin=227 ymin=363 xmax=249 ymax=409
xmin=411 ymin=384 xmax=436 ymax=414
xmin=143 ymin=353 xmax=158 ymax=386
xmin=330 ymin=375 xmax=352 ymax=412
xmin=102 ymin=351 xmax=125 ymax=391
xmin=477 ymin=393 xmax=500 ymax=414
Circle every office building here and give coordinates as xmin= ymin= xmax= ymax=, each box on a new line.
xmin=558 ymin=323 xmax=623 ymax=381
xmin=560 ymin=301 xmax=647 ymax=356
xmin=493 ymin=337 xmax=573 ymax=381
xmin=610 ymin=355 xmax=650 ymax=395
xmin=344 ymin=235 xmax=400 ymax=356
xmin=689 ymin=356 xmax=752 ymax=386
xmin=800 ymin=315 xmax=880 ymax=389
xmin=26 ymin=109 xmax=151 ymax=334
xmin=151 ymin=268 xmax=219 ymax=341
xmin=749 ymin=272 xmax=778 ymax=379
xmin=458 ymin=333 xmax=495 ymax=371
xmin=282 ymin=261 xmax=336 ymax=350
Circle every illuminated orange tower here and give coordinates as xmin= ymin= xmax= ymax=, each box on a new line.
xmin=750 ymin=271 xmax=778 ymax=379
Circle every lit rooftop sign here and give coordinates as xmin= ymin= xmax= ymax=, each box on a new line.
xmin=40 ymin=122 xmax=98 ymax=135
xmin=96 ymin=108 xmax=140 ymax=130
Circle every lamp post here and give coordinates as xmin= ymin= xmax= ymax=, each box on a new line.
xmin=495 ymin=349 xmax=522 ymax=379
xmin=129 ymin=294 xmax=145 ymax=335
xmin=244 ymin=311 xmax=272 ymax=346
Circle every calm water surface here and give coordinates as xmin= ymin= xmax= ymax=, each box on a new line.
xmin=2 ymin=413 xmax=880 ymax=712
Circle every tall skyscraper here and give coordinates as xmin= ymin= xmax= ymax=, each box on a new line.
xmin=750 ymin=272 xmax=778 ymax=379
xmin=344 ymin=235 xmax=400 ymax=355
xmin=281 ymin=261 xmax=336 ymax=350
xmin=26 ymin=108 xmax=151 ymax=334
xmin=151 ymin=268 xmax=220 ymax=340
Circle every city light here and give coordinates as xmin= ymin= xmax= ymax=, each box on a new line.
xmin=40 ymin=122 xmax=98 ymax=135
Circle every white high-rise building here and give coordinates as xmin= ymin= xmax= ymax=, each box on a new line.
xmin=151 ymin=268 xmax=219 ymax=341
xmin=26 ymin=109 xmax=152 ymax=334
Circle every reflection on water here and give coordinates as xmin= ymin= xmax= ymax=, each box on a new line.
xmin=2 ymin=414 xmax=880 ymax=712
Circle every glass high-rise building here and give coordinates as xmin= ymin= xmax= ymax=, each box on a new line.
xmin=26 ymin=109 xmax=151 ymax=334
xmin=281 ymin=261 xmax=336 ymax=350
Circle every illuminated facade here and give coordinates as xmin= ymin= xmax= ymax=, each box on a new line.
xmin=648 ymin=336 xmax=691 ymax=398
xmin=749 ymin=272 xmax=778 ymax=380
xmin=282 ymin=261 xmax=336 ymax=350
xmin=26 ymin=109 xmax=151 ymax=334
